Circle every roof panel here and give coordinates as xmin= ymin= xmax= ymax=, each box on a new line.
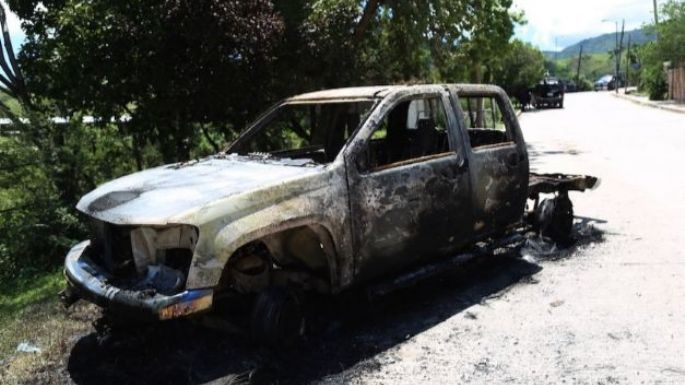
xmin=287 ymin=85 xmax=407 ymax=101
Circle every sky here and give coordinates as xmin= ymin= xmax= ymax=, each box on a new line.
xmin=2 ymin=1 xmax=23 ymax=52
xmin=513 ymin=0 xmax=659 ymax=51
xmin=1 ymin=0 xmax=661 ymax=53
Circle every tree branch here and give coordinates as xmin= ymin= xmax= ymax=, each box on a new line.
xmin=201 ymin=123 xmax=220 ymax=153
xmin=353 ymin=0 xmax=381 ymax=44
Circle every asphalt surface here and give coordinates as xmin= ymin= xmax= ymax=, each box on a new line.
xmin=61 ymin=91 xmax=684 ymax=385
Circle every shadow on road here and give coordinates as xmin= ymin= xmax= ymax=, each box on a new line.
xmin=519 ymin=106 xmax=562 ymax=115
xmin=66 ymin=223 xmax=604 ymax=385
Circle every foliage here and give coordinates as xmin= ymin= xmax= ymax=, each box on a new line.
xmin=653 ymin=0 xmax=685 ymax=65
xmin=0 ymin=120 xmax=145 ymax=282
xmin=636 ymin=0 xmax=685 ymax=100
xmin=642 ymin=62 xmax=668 ymax=100
xmin=16 ymin=0 xmax=285 ymax=162
xmin=490 ymin=39 xmax=545 ymax=94
xmin=550 ymin=52 xmax=614 ymax=84
xmin=576 ymin=76 xmax=594 ymax=92
xmin=0 ymin=90 xmax=21 ymax=116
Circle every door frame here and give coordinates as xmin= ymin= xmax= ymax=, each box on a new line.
xmin=343 ymin=87 xmax=472 ymax=280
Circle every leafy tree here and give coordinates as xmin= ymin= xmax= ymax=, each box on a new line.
xmin=13 ymin=0 xmax=285 ymax=162
xmin=293 ymin=0 xmax=522 ymax=84
xmin=638 ymin=0 xmax=685 ymax=100
xmin=490 ymin=39 xmax=545 ymax=95
xmin=653 ymin=0 xmax=685 ymax=65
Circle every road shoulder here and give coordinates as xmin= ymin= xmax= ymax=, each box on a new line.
xmin=611 ymin=91 xmax=685 ymax=114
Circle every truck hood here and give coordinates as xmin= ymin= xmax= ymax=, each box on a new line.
xmin=77 ymin=155 xmax=324 ymax=225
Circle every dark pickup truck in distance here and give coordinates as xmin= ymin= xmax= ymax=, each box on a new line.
xmin=61 ymin=84 xmax=597 ymax=345
xmin=531 ymin=78 xmax=565 ymax=108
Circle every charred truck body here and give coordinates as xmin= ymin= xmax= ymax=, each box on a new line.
xmin=62 ymin=84 xmax=597 ymax=343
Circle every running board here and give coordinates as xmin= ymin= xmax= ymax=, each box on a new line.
xmin=366 ymin=233 xmax=525 ymax=300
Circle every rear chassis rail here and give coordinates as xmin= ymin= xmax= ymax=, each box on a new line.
xmin=528 ymin=173 xmax=599 ymax=198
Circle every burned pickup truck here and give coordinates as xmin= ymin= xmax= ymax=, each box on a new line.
xmin=62 ymin=84 xmax=597 ymax=344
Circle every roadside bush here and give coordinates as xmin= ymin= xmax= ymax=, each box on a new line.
xmin=0 ymin=121 xmax=142 ymax=283
xmin=577 ymin=77 xmax=594 ymax=91
xmin=0 ymin=135 xmax=73 ymax=282
xmin=642 ymin=64 xmax=668 ymax=100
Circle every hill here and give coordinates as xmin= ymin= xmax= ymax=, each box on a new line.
xmin=545 ymin=27 xmax=655 ymax=60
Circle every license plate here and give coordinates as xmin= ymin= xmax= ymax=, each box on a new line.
xmin=547 ymin=92 xmax=554 ymax=97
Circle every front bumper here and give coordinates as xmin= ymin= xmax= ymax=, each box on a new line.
xmin=534 ymin=95 xmax=563 ymax=104
xmin=63 ymin=240 xmax=213 ymax=320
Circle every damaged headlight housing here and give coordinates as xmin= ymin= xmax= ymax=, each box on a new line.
xmin=90 ymin=220 xmax=199 ymax=295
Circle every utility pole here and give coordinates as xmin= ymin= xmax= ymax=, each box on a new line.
xmin=625 ymin=35 xmax=631 ymax=93
xmin=554 ymin=37 xmax=558 ymax=67
xmin=576 ymin=44 xmax=583 ymax=86
xmin=612 ymin=20 xmax=619 ymax=94
xmin=653 ymin=0 xmax=660 ymax=41
xmin=616 ymin=19 xmax=625 ymax=94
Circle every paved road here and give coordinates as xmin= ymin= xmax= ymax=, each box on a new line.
xmin=62 ymin=92 xmax=685 ymax=385
xmin=320 ymin=91 xmax=685 ymax=384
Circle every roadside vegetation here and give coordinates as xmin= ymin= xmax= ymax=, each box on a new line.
xmin=546 ymin=52 xmax=613 ymax=91
xmin=638 ymin=0 xmax=685 ymax=99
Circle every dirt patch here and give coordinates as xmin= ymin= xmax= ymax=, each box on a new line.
xmin=0 ymin=301 xmax=99 ymax=385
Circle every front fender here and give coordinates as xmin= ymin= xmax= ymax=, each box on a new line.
xmin=185 ymin=197 xmax=343 ymax=291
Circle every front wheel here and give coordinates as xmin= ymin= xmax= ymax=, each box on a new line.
xmin=251 ymin=287 xmax=306 ymax=347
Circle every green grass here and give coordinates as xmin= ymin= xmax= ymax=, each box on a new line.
xmin=0 ymin=270 xmax=64 ymax=324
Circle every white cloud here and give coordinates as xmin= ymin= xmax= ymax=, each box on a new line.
xmin=513 ymin=0 xmax=658 ymax=50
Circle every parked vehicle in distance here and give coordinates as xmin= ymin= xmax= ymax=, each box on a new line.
xmin=594 ymin=74 xmax=624 ymax=91
xmin=594 ymin=75 xmax=613 ymax=91
xmin=561 ymin=80 xmax=577 ymax=93
xmin=61 ymin=84 xmax=598 ymax=345
xmin=531 ymin=78 xmax=564 ymax=108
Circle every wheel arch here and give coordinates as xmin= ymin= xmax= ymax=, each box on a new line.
xmin=192 ymin=215 xmax=342 ymax=293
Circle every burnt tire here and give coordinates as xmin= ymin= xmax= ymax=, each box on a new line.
xmin=251 ymin=287 xmax=305 ymax=347
xmin=536 ymin=196 xmax=574 ymax=244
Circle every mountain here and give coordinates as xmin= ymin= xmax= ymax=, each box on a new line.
xmin=544 ymin=28 xmax=656 ymax=60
